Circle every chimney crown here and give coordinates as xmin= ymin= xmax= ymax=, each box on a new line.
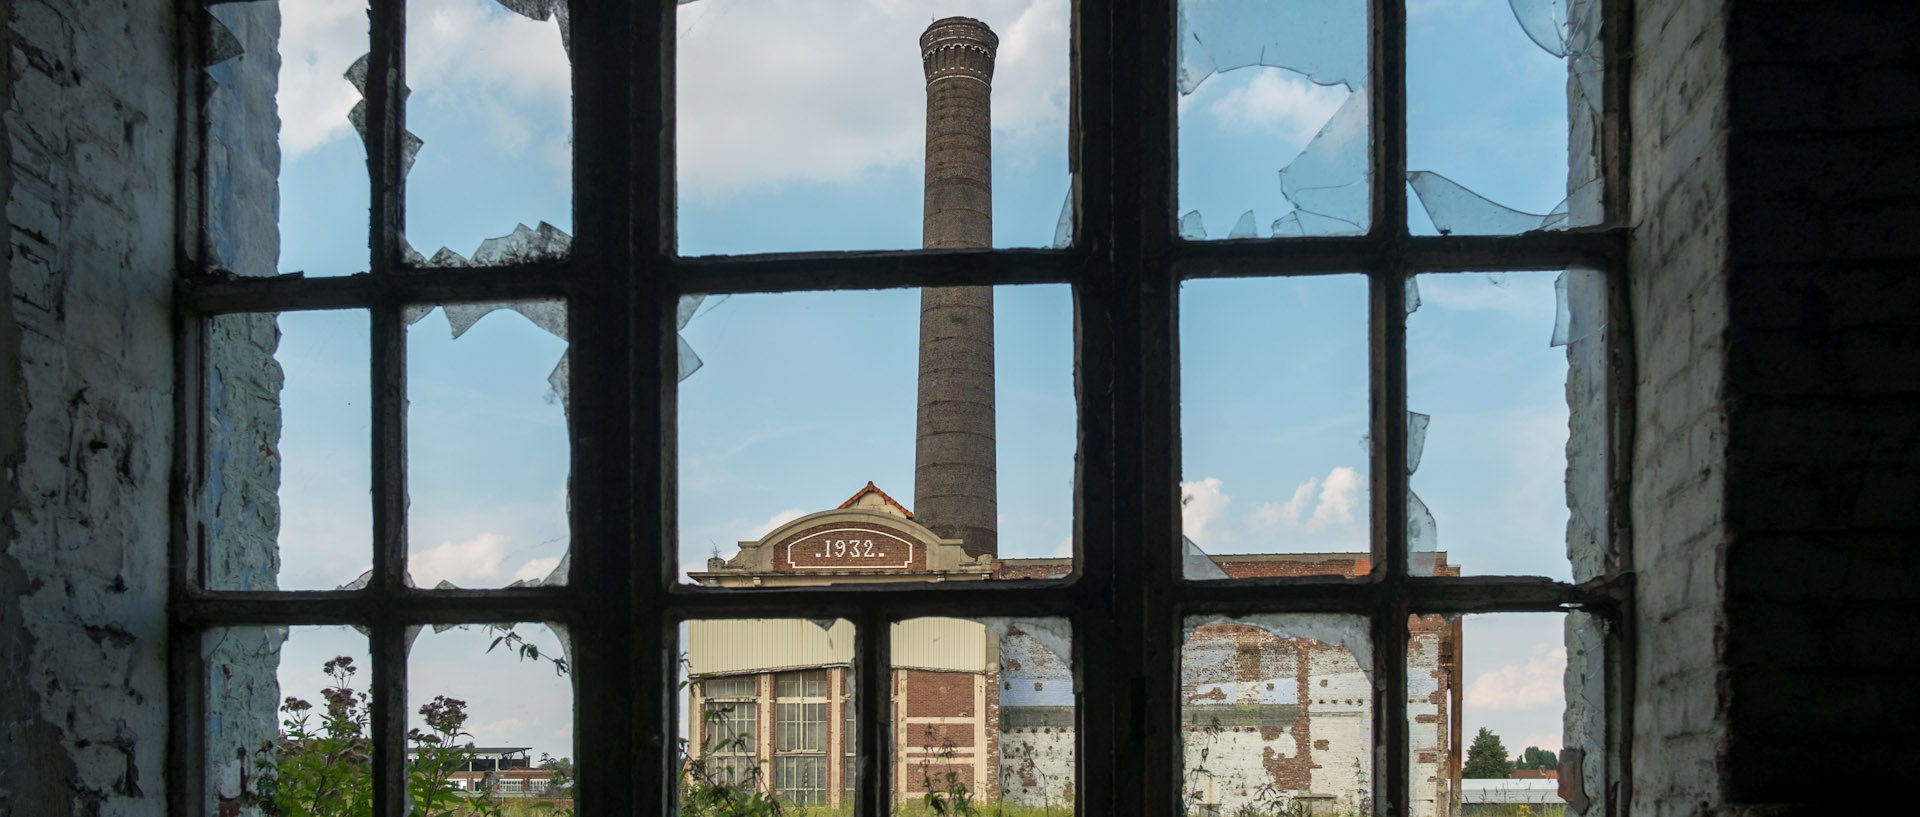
xmin=921 ymin=17 xmax=998 ymax=85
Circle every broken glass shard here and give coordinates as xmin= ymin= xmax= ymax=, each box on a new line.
xmin=1407 ymin=411 xmax=1430 ymax=475
xmin=492 ymin=0 xmax=572 ymax=58
xmin=1176 ymin=0 xmax=1366 ymax=93
xmin=1052 ymin=183 xmax=1075 ymax=249
xmin=1178 ymin=211 xmax=1207 ymax=240
xmin=1407 ymin=171 xmax=1569 ymax=236
xmin=418 ymin=222 xmax=573 ymax=268
xmin=1226 ymin=210 xmax=1258 ymax=239
xmin=1181 ymin=536 xmax=1230 ymax=581
xmin=1508 ymin=0 xmax=1572 ymax=56
xmin=343 ymin=53 xmax=423 ymax=179
xmin=1277 ymin=90 xmax=1370 ymax=235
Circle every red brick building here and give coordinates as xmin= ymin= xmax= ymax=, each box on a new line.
xmin=685 ymin=483 xmax=1462 ymax=814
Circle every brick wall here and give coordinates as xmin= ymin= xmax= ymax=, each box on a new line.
xmin=1 ymin=0 xmax=181 ymax=809
xmin=1626 ymin=0 xmax=1734 ymax=813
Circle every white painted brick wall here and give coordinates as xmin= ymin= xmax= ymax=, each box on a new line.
xmin=1628 ymin=0 xmax=1732 ymax=814
xmin=2 ymin=0 xmax=179 ymax=809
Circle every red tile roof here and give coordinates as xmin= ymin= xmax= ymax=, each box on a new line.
xmin=838 ymin=481 xmax=913 ymax=518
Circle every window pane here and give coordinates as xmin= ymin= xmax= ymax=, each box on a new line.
xmin=1176 ymin=0 xmax=1371 ymax=239
xmin=1179 ymin=276 xmax=1371 ymax=578
xmin=1181 ymin=614 xmax=1372 ymax=815
xmin=677 ymin=286 xmax=1075 ymax=588
xmin=894 ymin=617 xmax=1077 ymax=814
xmin=203 ymin=625 xmax=370 ymax=815
xmin=1407 ymin=0 xmax=1604 ymax=234
xmin=675 ymin=3 xmax=1070 ymax=253
xmin=1406 ymin=272 xmax=1578 ymax=580
xmin=207 ymin=0 xmax=370 ymax=278
xmin=406 ymin=622 xmax=574 ymax=809
xmin=405 ymin=300 xmax=571 ymax=589
xmin=404 ymin=0 xmax=572 ymax=265
xmin=207 ymin=310 xmax=372 ymax=591
xmin=774 ymin=756 xmax=828 ymax=807
xmin=1415 ymin=612 xmax=1576 ymax=817
xmin=682 ymin=619 xmax=856 ymax=811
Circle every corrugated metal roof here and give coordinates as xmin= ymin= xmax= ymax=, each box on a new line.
xmin=891 ymin=617 xmax=992 ymax=672
xmin=686 ymin=619 xmax=855 ymax=676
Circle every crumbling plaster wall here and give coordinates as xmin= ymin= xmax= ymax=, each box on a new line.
xmin=2 ymin=0 xmax=179 ymax=809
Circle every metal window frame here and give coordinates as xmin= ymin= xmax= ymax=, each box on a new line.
xmin=169 ymin=0 xmax=1636 ymax=815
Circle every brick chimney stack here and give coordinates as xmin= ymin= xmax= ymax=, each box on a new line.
xmin=915 ymin=17 xmax=998 ymax=559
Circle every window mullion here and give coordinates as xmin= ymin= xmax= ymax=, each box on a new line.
xmin=363 ymin=0 xmax=409 ymax=805
xmin=1370 ymin=0 xmax=1408 ymax=239
xmin=855 ymin=610 xmax=893 ymax=817
xmin=1368 ymin=0 xmax=1413 ymax=809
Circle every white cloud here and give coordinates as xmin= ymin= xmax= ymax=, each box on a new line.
xmin=512 ymin=556 xmax=563 ymax=583
xmin=1307 ymin=466 xmax=1363 ymax=531
xmin=749 ymin=507 xmax=809 ymax=538
xmin=1465 ymin=645 xmax=1567 ymax=710
xmin=1207 ymin=70 xmax=1348 ymax=144
xmin=1248 ymin=476 xmax=1319 ymax=533
xmin=1180 ymin=477 xmax=1232 ymax=542
xmin=1052 ymin=533 xmax=1074 ymax=558
xmin=277 ymin=0 xmax=571 ymax=160
xmin=277 ymin=0 xmax=371 ymax=156
xmin=410 ymin=532 xmax=511 ymax=587
xmin=675 ymin=0 xmax=1067 ymax=199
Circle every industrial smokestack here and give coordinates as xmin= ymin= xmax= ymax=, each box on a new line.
xmin=915 ymin=17 xmax=998 ymax=559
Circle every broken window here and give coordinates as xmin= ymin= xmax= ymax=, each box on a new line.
xmin=180 ymin=0 xmax=1630 ymax=814
xmin=1176 ymin=0 xmax=1370 ymax=238
xmin=403 ymin=300 xmax=571 ymax=589
xmin=402 ymin=0 xmax=573 ymax=262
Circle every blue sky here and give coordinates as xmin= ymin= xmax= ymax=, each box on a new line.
xmin=263 ymin=0 xmax=1581 ymax=771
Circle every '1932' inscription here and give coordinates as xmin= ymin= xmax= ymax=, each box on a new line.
xmin=819 ymin=539 xmax=882 ymax=558
xmin=784 ymin=528 xmax=917 ymax=570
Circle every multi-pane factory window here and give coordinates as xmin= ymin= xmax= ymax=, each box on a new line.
xmin=774 ymin=673 xmax=830 ymax=807
xmin=177 ymin=0 xmax=1632 ymax=815
xmin=702 ymin=676 xmax=759 ymax=787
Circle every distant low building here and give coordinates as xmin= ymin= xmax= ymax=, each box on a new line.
xmin=409 ymin=746 xmax=565 ymax=800
xmin=1459 ymin=778 xmax=1568 ymax=815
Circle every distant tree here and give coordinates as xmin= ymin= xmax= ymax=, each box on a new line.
xmin=1516 ymin=746 xmax=1559 ymax=771
xmin=1462 ymin=727 xmax=1514 ymax=779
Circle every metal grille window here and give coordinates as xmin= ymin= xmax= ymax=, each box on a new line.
xmin=173 ymin=0 xmax=1633 ymax=815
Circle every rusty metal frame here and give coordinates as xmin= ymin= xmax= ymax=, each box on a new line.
xmin=169 ymin=0 xmax=1634 ymax=814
